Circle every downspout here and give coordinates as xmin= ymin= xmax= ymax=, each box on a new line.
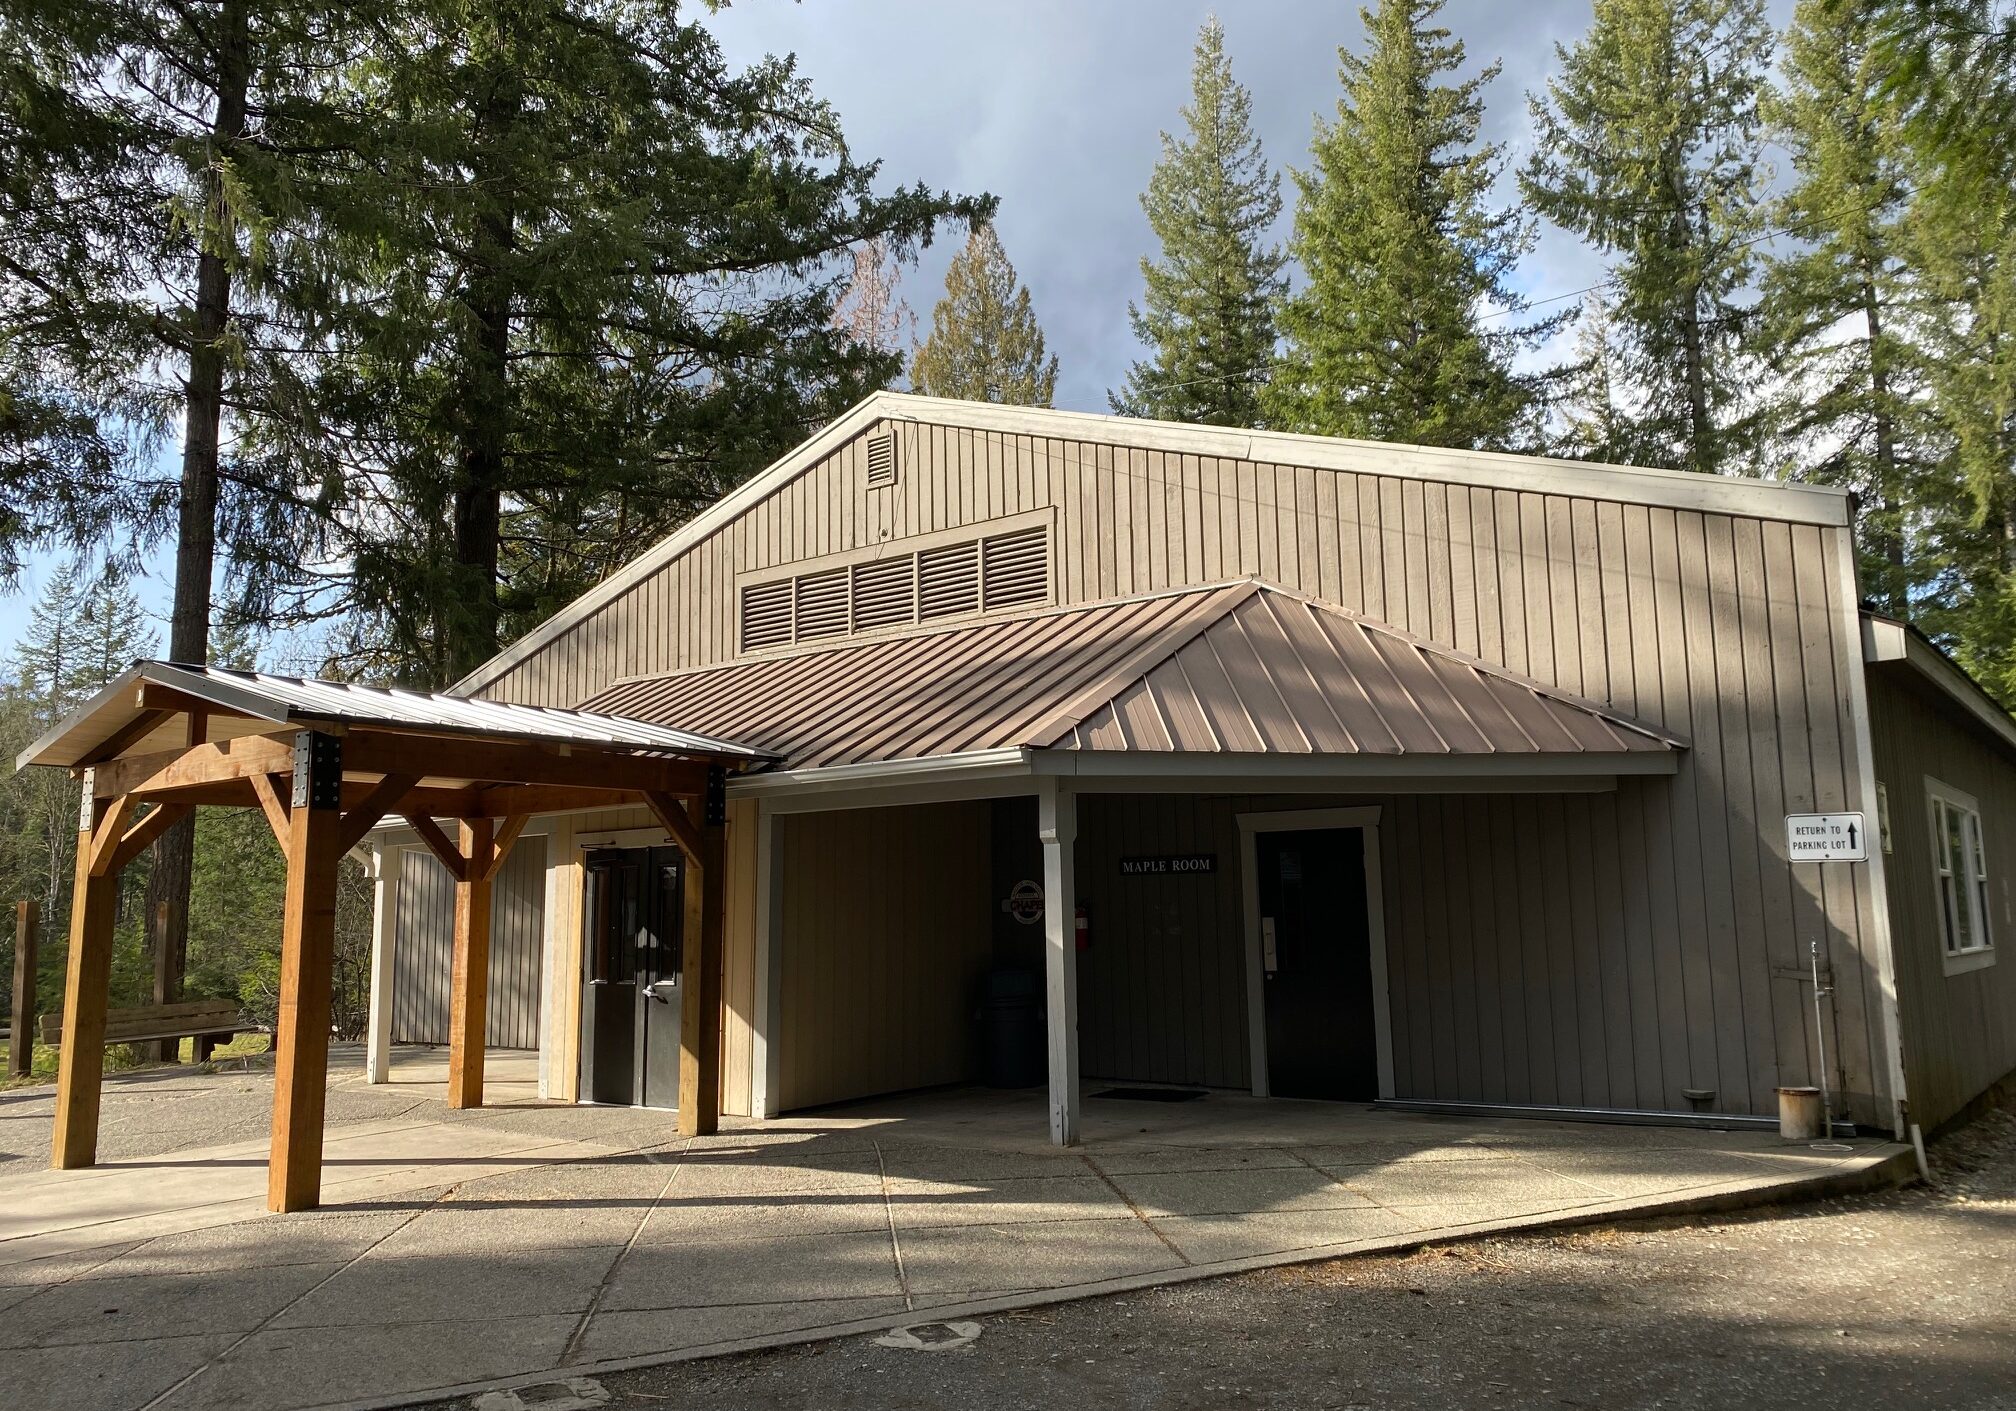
xmin=1830 ymin=519 xmax=1910 ymax=1139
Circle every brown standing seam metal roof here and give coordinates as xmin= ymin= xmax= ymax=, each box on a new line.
xmin=580 ymin=580 xmax=1686 ymax=773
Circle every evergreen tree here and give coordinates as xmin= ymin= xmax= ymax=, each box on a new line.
xmin=239 ymin=2 xmax=983 ymax=687
xmin=832 ymin=237 xmax=919 ymax=367
xmin=1 ymin=0 xmax=380 ymax=1044
xmin=1860 ymin=1 xmax=2016 ymax=697
xmin=1267 ymin=0 xmax=1550 ymax=449
xmin=11 ymin=560 xmax=94 ymax=717
xmin=1754 ymin=0 xmax=1927 ymax=613
xmin=0 ymin=564 xmax=156 ymax=1026
xmin=1112 ymin=17 xmax=1284 ymax=428
xmin=1553 ymin=295 xmax=1649 ymax=464
xmin=910 ymin=223 xmax=1059 ymax=406
xmin=1522 ymin=0 xmax=1775 ymax=475
xmin=73 ymin=574 xmax=155 ymax=691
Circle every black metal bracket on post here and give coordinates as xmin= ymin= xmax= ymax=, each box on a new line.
xmin=291 ymin=731 xmax=343 ymax=811
xmin=704 ymin=766 xmax=727 ymax=827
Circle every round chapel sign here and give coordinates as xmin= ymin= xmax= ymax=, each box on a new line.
xmin=1006 ymin=879 xmax=1045 ymax=925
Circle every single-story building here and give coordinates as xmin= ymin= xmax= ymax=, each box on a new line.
xmin=353 ymin=392 xmax=2013 ymax=1146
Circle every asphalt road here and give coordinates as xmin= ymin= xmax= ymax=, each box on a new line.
xmin=417 ymin=1103 xmax=2016 ymax=1411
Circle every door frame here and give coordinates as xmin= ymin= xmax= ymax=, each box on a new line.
xmin=1236 ymin=806 xmax=1392 ymax=1101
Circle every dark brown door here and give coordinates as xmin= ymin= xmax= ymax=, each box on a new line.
xmin=1256 ymin=828 xmax=1378 ymax=1100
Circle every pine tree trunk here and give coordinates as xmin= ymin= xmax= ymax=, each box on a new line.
xmin=1678 ymin=299 xmax=1712 ymax=474
xmin=447 ymin=84 xmax=518 ymax=687
xmin=147 ymin=0 xmax=249 ymax=1058
xmin=1862 ymin=264 xmax=1905 ymax=609
xmin=1668 ymin=179 xmax=1713 ymax=474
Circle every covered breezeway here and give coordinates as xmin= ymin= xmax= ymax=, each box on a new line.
xmin=747 ymin=764 xmax=1727 ymax=1147
xmin=12 ymin=662 xmax=769 ymax=1211
xmin=604 ymin=578 xmax=1701 ymax=1141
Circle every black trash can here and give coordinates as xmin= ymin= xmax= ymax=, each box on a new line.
xmin=979 ymin=966 xmax=1045 ymax=1088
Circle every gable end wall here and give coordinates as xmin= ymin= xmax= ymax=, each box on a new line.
xmin=475 ymin=416 xmax=1892 ymax=1124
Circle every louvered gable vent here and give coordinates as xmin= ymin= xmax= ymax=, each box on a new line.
xmin=793 ymin=567 xmax=850 ymax=640
xmin=740 ymin=579 xmax=794 ymax=652
xmin=851 ymin=555 xmax=915 ymax=631
xmin=918 ymin=541 xmax=981 ymax=620
xmin=864 ymin=431 xmax=898 ymax=487
xmin=981 ymin=526 xmax=1048 ymax=610
xmin=738 ymin=520 xmax=1050 ymax=652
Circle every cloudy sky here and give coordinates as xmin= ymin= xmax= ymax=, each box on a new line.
xmin=1 ymin=0 xmax=1798 ymax=653
xmin=706 ymin=0 xmax=1794 ymax=411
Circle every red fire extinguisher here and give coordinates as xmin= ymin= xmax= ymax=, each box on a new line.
xmin=1075 ymin=904 xmax=1091 ymax=951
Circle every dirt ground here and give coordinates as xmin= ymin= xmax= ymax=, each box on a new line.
xmin=415 ymin=1104 xmax=2016 ymax=1411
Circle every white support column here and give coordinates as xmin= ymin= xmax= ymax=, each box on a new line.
xmin=751 ymin=804 xmax=785 ymax=1119
xmin=1038 ymin=779 xmax=1079 ymax=1147
xmin=364 ymin=845 xmax=402 ymax=1085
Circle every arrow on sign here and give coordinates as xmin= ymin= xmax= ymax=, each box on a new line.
xmin=1847 ymin=820 xmax=1859 ymax=850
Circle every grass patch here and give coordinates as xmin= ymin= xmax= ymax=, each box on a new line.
xmin=185 ymin=1031 xmax=271 ymax=1062
xmin=0 ymin=1030 xmax=272 ymax=1090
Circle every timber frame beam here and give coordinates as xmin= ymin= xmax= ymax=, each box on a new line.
xmin=48 ymin=726 xmax=747 ymax=1211
xmin=30 ymin=664 xmax=765 ymax=1215
xmin=419 ymin=813 xmax=530 ymax=1110
xmin=90 ymin=731 xmax=711 ymax=813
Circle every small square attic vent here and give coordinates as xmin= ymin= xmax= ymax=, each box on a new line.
xmin=865 ymin=430 xmax=898 ymax=488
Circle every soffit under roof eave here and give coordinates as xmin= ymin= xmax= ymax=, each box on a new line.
xmin=722 ymin=744 xmax=1678 ymax=803
xmin=1863 ymin=612 xmax=2016 ymax=757
xmin=1032 ymin=749 xmax=1680 ymax=780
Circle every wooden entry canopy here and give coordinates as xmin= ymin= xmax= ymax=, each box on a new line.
xmin=14 ymin=662 xmax=771 ymax=1212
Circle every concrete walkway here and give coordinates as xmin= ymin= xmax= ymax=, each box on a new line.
xmin=0 ymin=1051 xmax=1912 ymax=1411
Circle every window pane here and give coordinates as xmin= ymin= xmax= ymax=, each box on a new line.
xmin=1954 ymin=866 xmax=1977 ymax=950
xmin=1945 ymin=802 xmax=1968 ymax=878
xmin=1942 ymin=875 xmax=1964 ymax=953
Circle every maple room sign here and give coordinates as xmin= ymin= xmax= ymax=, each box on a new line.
xmin=1119 ymin=854 xmax=1217 ymax=877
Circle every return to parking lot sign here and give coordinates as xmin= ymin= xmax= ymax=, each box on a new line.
xmin=1785 ymin=812 xmax=1868 ymax=862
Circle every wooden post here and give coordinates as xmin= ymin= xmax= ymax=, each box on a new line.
xmin=365 ymin=845 xmax=402 ymax=1085
xmin=677 ymin=770 xmax=726 ymax=1137
xmin=11 ymin=899 xmax=40 ymax=1079
xmin=150 ymin=708 xmax=206 ymax=1063
xmin=52 ymin=782 xmax=117 ymax=1169
xmin=1038 ymin=779 xmax=1080 ymax=1147
xmin=268 ymin=732 xmax=344 ymax=1213
xmin=446 ymin=817 xmax=495 ymax=1110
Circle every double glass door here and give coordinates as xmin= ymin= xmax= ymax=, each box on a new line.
xmin=581 ymin=846 xmax=684 ymax=1108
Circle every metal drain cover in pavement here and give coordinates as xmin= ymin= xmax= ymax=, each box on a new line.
xmin=471 ymin=1377 xmax=610 ymax=1411
xmin=874 ymin=1321 xmax=983 ymax=1351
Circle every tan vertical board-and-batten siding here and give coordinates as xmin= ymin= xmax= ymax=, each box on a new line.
xmin=393 ymin=838 xmax=548 ymax=1049
xmin=774 ymin=801 xmax=993 ymax=1112
xmin=1866 ymin=668 xmax=2016 ymax=1130
xmin=531 ymin=800 xmax=758 ymax=1118
xmin=470 ymin=419 xmax=1884 ymax=1124
xmin=721 ymin=797 xmax=758 ymax=1118
xmin=1073 ymin=790 xmax=1859 ymax=1116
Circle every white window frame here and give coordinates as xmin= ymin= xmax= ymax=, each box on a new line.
xmin=1926 ymin=777 xmax=1996 ymax=975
